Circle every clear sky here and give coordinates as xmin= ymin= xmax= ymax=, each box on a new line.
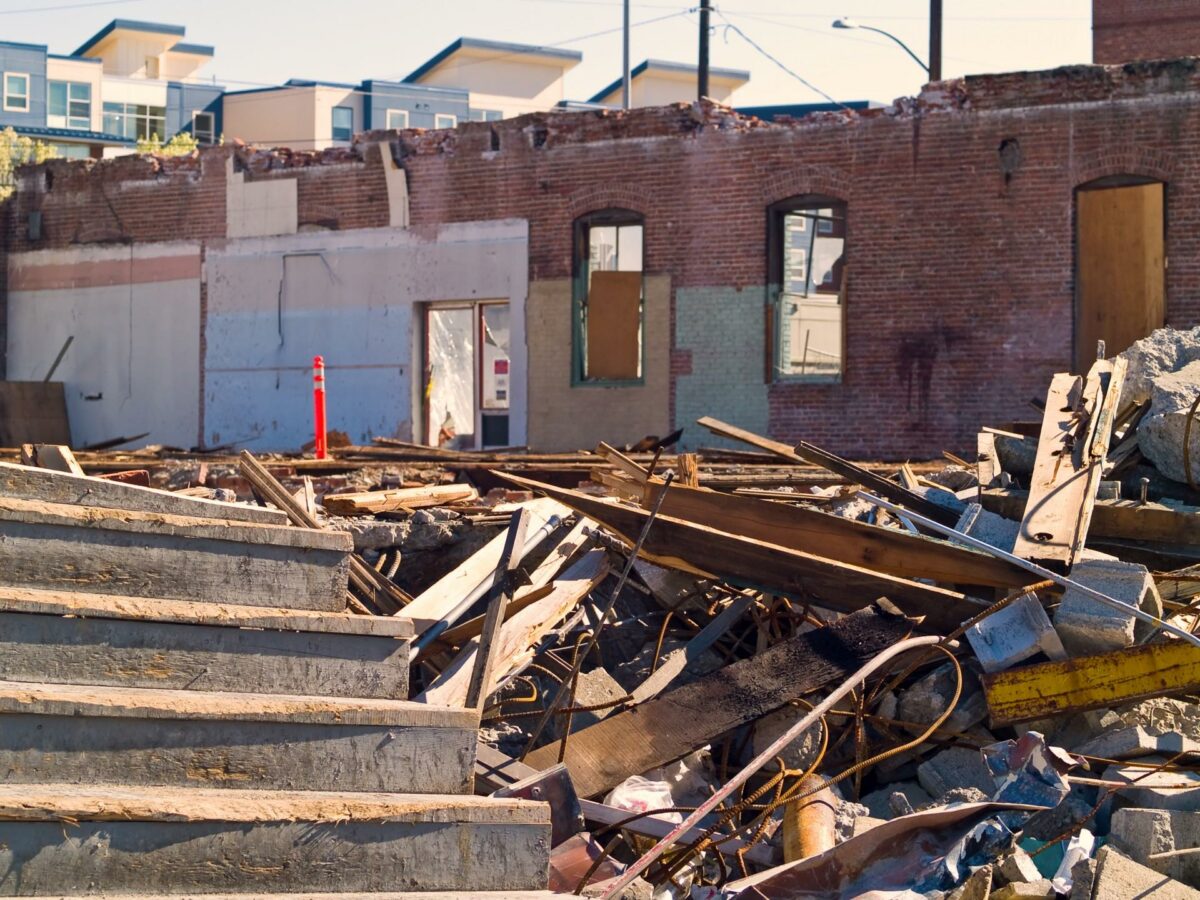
xmin=1 ymin=0 xmax=1093 ymax=106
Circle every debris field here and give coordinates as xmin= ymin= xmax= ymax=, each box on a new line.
xmin=5 ymin=327 xmax=1200 ymax=899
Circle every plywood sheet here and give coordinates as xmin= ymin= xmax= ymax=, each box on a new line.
xmin=0 ymin=382 xmax=69 ymax=446
xmin=586 ymin=270 xmax=641 ymax=380
xmin=1076 ymin=183 xmax=1165 ymax=373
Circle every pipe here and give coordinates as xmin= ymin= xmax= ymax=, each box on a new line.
xmin=782 ymin=773 xmax=837 ymax=863
xmin=857 ymin=491 xmax=1200 ymax=649
xmin=601 ymin=633 xmax=942 ymax=897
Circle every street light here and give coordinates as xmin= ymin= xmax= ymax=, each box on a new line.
xmin=832 ymin=17 xmax=930 ymax=74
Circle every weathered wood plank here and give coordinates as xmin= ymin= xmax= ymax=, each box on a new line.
xmin=640 ymin=481 xmax=1028 ymax=589
xmin=524 ymin=603 xmax=916 ymax=798
xmin=499 ymin=473 xmax=983 ymax=632
xmin=324 ymin=484 xmax=478 ymax=516
xmin=981 ymin=490 xmax=1200 ymax=548
xmin=0 ymin=460 xmax=287 ymax=525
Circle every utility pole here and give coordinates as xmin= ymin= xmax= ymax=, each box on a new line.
xmin=928 ymin=0 xmax=942 ymax=82
xmin=622 ymin=0 xmax=631 ymax=109
xmin=698 ymin=0 xmax=711 ymax=100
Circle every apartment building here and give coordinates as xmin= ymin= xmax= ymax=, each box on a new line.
xmin=0 ymin=19 xmax=222 ymax=158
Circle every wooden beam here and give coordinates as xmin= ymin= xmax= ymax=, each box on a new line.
xmin=983 ymin=640 xmax=1200 ymax=726
xmin=466 ymin=508 xmax=531 ymax=712
xmin=498 ymin=473 xmax=983 ymax=632
xmin=791 ymin=440 xmax=960 ymax=527
xmin=981 ymin=490 xmax=1200 ymax=549
xmin=640 ymin=481 xmax=1028 ymax=589
xmin=525 ymin=602 xmax=916 ymax=798
xmin=323 ymin=483 xmax=478 ymax=516
xmin=32 ymin=445 xmax=84 ymax=477
xmin=695 ymin=416 xmax=800 ymax=460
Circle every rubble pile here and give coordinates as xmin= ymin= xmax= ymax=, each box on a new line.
xmin=5 ymin=327 xmax=1200 ymax=898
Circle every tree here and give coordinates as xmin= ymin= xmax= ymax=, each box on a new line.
xmin=137 ymin=131 xmax=199 ymax=157
xmin=0 ymin=127 xmax=57 ymax=200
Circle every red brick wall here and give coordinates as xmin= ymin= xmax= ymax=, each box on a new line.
xmin=1094 ymin=0 xmax=1200 ymax=64
xmin=7 ymin=60 xmax=1200 ymax=457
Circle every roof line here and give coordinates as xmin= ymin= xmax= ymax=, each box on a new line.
xmin=73 ymin=19 xmax=187 ymax=58
xmin=587 ymin=58 xmax=751 ymax=103
xmin=404 ymin=36 xmax=583 ymax=84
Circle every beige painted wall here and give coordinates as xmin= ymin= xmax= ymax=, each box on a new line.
xmin=526 ymin=274 xmax=670 ymax=451
xmin=595 ymin=72 xmax=745 ymax=107
xmin=159 ymin=50 xmax=210 ymax=82
xmin=421 ymin=55 xmax=569 ymax=117
xmin=224 ymin=86 xmax=363 ymax=151
xmin=89 ymin=33 xmax=176 ymax=77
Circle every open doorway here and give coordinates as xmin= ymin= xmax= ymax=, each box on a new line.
xmin=423 ymin=301 xmax=511 ymax=449
xmin=1075 ymin=178 xmax=1165 ymax=373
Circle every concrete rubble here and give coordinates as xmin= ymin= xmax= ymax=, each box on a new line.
xmin=4 ymin=328 xmax=1200 ymax=898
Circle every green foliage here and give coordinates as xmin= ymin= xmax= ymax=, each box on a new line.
xmin=137 ymin=131 xmax=199 ymax=157
xmin=0 ymin=127 xmax=57 ymax=199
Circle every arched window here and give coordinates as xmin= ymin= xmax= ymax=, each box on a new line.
xmin=768 ymin=195 xmax=846 ymax=381
xmin=572 ymin=209 xmax=644 ymax=384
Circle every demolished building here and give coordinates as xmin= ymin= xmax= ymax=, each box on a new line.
xmin=0 ymin=57 xmax=1198 ymax=456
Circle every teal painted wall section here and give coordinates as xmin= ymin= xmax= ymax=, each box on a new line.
xmin=674 ymin=285 xmax=770 ymax=450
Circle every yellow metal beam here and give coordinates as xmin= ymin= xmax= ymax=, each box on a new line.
xmin=982 ymin=640 xmax=1200 ymax=726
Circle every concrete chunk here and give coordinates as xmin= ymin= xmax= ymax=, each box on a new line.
xmin=1104 ymin=763 xmax=1200 ymax=812
xmin=1075 ymin=726 xmax=1200 ymax=761
xmin=1110 ymin=808 xmax=1200 ymax=887
xmin=916 ymin=746 xmax=995 ymax=799
xmin=996 ymin=848 xmax=1044 ymax=886
xmin=1054 ymin=557 xmax=1163 ymax=655
xmin=1091 ymin=845 xmax=1198 ymax=898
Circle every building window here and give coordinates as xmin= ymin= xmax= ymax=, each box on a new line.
xmin=331 ymin=106 xmax=353 ymax=142
xmin=434 ymin=113 xmax=457 ymax=129
xmin=48 ymin=81 xmax=91 ymax=130
xmin=4 ymin=73 xmax=29 ymax=112
xmin=385 ymin=108 xmax=408 ymax=130
xmin=192 ymin=111 xmax=215 ymax=144
xmin=102 ymin=102 xmax=166 ymax=140
xmin=572 ymin=209 xmax=644 ymax=384
xmin=769 ymin=197 xmax=846 ymax=381
xmin=469 ymin=109 xmax=503 ymax=122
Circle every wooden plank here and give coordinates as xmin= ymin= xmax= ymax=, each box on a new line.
xmin=32 ymin=444 xmax=84 ymax=476
xmin=982 ymin=640 xmax=1200 ymax=726
xmin=596 ymin=442 xmax=649 ymax=481
xmin=629 ymin=592 xmax=754 ymax=704
xmin=1012 ymin=362 xmax=1123 ymax=565
xmin=586 ymin=270 xmax=642 ymax=380
xmin=323 ymin=483 xmax=478 ymax=516
xmin=499 ymin=473 xmax=984 ymax=632
xmin=402 ymin=497 xmax=570 ymax=634
xmin=983 ymin=489 xmax=1200 ymax=547
xmin=639 ymin=481 xmax=1029 ymax=589
xmin=696 ymin=415 xmax=802 ymax=460
xmin=525 ymin=602 xmax=917 ymax=798
xmin=0 ymin=381 xmax=70 ymax=446
xmin=420 ymin=549 xmax=609 ymax=707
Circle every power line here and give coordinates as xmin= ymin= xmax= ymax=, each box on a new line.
xmin=0 ymin=0 xmax=143 ymax=14
xmin=712 ymin=9 xmax=848 ymax=109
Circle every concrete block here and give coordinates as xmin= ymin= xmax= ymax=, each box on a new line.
xmin=0 ymin=784 xmax=551 ymax=895
xmin=1138 ymin=359 xmax=1200 ymax=484
xmin=989 ymin=879 xmax=1055 ymax=899
xmin=965 ymin=590 xmax=1066 ymax=673
xmin=1054 ymin=557 xmax=1163 ymax=655
xmin=1110 ymin=808 xmax=1200 ymax=887
xmin=996 ymin=848 xmax=1043 ymax=886
xmin=1068 ymin=857 xmax=1097 ymax=900
xmin=899 ymin=662 xmax=987 ymax=731
xmin=955 ymin=502 xmax=1019 ymax=553
xmin=946 ymin=864 xmax=992 ymax=900
xmin=1075 ymin=726 xmax=1200 ymax=761
xmin=1092 ymin=845 xmax=1198 ymax=898
xmin=916 ymin=746 xmax=995 ymax=798
xmin=0 ymin=681 xmax=477 ymax=794
xmin=1104 ymin=762 xmax=1200 ymax=812
xmin=0 ymin=609 xmax=409 ymax=699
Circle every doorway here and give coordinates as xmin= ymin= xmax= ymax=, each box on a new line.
xmin=1075 ymin=179 xmax=1165 ymax=373
xmin=423 ymin=301 xmax=511 ymax=449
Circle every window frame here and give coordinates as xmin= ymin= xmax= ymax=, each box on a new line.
xmin=331 ymin=105 xmax=353 ymax=142
xmin=48 ymin=80 xmax=91 ymax=130
xmin=192 ymin=110 xmax=215 ymax=144
xmin=766 ymin=194 xmax=847 ymax=384
xmin=571 ymin=208 xmax=647 ymax=387
xmin=434 ymin=112 xmax=457 ymax=129
xmin=3 ymin=72 xmax=30 ymax=112
xmin=385 ymin=108 xmax=409 ymax=130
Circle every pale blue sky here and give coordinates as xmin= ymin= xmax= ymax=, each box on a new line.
xmin=2 ymin=0 xmax=1093 ymax=106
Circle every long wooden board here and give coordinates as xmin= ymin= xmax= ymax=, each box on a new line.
xmin=499 ymin=473 xmax=984 ymax=632
xmin=640 ymin=481 xmax=1028 ymax=589
xmin=982 ymin=640 xmax=1200 ymax=726
xmin=982 ymin=490 xmax=1200 ymax=548
xmin=525 ymin=603 xmax=916 ymax=798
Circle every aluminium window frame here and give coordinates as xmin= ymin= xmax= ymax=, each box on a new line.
xmin=766 ymin=194 xmax=848 ymax=385
xmin=3 ymin=72 xmax=30 ymax=112
xmin=48 ymin=80 xmax=92 ymax=130
xmin=570 ymin=207 xmax=647 ymax=388
xmin=331 ymin=105 xmax=354 ymax=142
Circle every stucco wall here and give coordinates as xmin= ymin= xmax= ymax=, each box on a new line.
xmin=204 ymin=220 xmax=528 ymax=451
xmin=5 ymin=242 xmax=201 ymax=447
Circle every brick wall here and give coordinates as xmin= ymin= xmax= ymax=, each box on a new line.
xmin=8 ymin=59 xmax=1200 ymax=456
xmin=1094 ymin=0 xmax=1200 ymax=64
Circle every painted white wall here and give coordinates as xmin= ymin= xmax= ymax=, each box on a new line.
xmin=45 ymin=57 xmax=103 ymax=131
xmin=158 ymin=50 xmax=209 ymax=82
xmin=204 ymin=220 xmax=529 ymax=451
xmin=100 ymin=74 xmax=168 ymax=107
xmin=5 ymin=243 xmax=202 ymax=448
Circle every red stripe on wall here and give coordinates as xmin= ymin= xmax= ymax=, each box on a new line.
xmin=9 ymin=254 xmax=201 ymax=292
